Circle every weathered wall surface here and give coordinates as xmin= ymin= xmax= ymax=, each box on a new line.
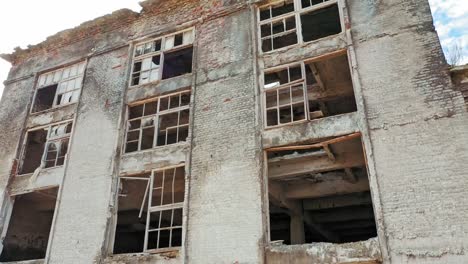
xmin=186 ymin=7 xmax=265 ymax=264
xmin=349 ymin=0 xmax=468 ymax=263
xmin=46 ymin=47 xmax=128 ymax=264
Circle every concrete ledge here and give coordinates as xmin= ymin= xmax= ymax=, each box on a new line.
xmin=103 ymin=252 xmax=181 ymax=264
xmin=1 ymin=260 xmax=44 ymax=264
xmin=126 ymin=75 xmax=192 ymax=104
xmin=120 ymin=143 xmax=189 ymax=175
xmin=266 ymin=237 xmax=382 ymax=264
xmin=262 ymin=33 xmax=347 ymax=69
xmin=26 ymin=104 xmax=77 ymax=129
xmin=10 ymin=167 xmax=64 ymax=195
xmin=262 ymin=112 xmax=360 ymax=149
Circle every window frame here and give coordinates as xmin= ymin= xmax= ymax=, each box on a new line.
xmin=123 ymin=90 xmax=191 ymax=154
xmin=111 ymin=164 xmax=186 ymax=255
xmin=18 ymin=120 xmax=74 ymax=176
xmin=31 ymin=61 xmax=86 ymax=114
xmin=257 ymin=0 xmax=343 ymax=54
xmin=129 ymin=28 xmax=195 ymax=88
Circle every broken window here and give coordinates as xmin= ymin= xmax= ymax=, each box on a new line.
xmin=267 ymin=134 xmax=377 ymax=245
xmin=131 ymin=29 xmax=194 ymax=86
xmin=124 ymin=90 xmax=190 ymax=153
xmin=301 ymin=4 xmax=341 ymax=42
xmin=258 ymin=0 xmax=342 ymax=52
xmin=19 ymin=121 xmax=73 ymax=174
xmin=113 ymin=166 xmax=185 ymax=254
xmin=263 ymin=52 xmax=356 ymax=128
xmin=33 ymin=62 xmax=85 ymax=113
xmin=0 ymin=188 xmax=58 ymax=262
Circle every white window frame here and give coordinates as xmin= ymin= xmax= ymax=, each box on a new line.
xmin=263 ymin=62 xmax=309 ymax=128
xmin=32 ymin=61 xmax=86 ymax=113
xmin=18 ymin=120 xmax=74 ymax=175
xmin=130 ymin=28 xmax=195 ymax=88
xmin=123 ymin=90 xmax=191 ymax=154
xmin=257 ymin=0 xmax=344 ymax=54
xmin=112 ymin=164 xmax=186 ymax=254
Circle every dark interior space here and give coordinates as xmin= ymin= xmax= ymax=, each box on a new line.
xmin=114 ymin=177 xmax=149 ymax=254
xmin=0 ymin=188 xmax=58 ymax=262
xmin=33 ymin=84 xmax=57 ymax=113
xmin=301 ymin=4 xmax=341 ymax=42
xmin=268 ymin=135 xmax=377 ymax=245
xmin=162 ymin=47 xmax=193 ymax=80
xmin=20 ymin=129 xmax=47 ymax=174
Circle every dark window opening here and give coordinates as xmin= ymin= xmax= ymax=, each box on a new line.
xmin=301 ymin=4 xmax=341 ymax=42
xmin=33 ymin=85 xmax=58 ymax=113
xmin=114 ymin=176 xmax=150 ymax=254
xmin=306 ymin=53 xmax=357 ymax=120
xmin=268 ymin=135 xmax=377 ymax=245
xmin=162 ymin=47 xmax=193 ymax=80
xmin=301 ymin=0 xmax=330 ymax=9
xmin=114 ymin=168 xmax=185 ymax=254
xmin=0 ymin=188 xmax=58 ymax=262
xmin=20 ymin=130 xmax=47 ymax=174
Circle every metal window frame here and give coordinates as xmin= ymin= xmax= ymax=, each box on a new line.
xmin=143 ymin=165 xmax=185 ymax=252
xmin=17 ymin=119 xmax=74 ymax=175
xmin=257 ymin=0 xmax=342 ymax=54
xmin=123 ymin=90 xmax=191 ymax=154
xmin=129 ymin=28 xmax=195 ymax=88
xmin=31 ymin=61 xmax=87 ymax=114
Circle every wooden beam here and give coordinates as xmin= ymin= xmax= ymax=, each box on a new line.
xmin=322 ymin=144 xmax=336 ymax=161
xmin=310 ymin=63 xmax=326 ymax=91
xmin=344 ymin=168 xmax=358 ymax=183
xmin=328 ymin=220 xmax=376 ymax=231
xmin=310 ymin=207 xmax=375 ymax=223
xmin=266 ymin=132 xmax=361 ymax=152
xmin=303 ymin=192 xmax=372 ymax=210
xmin=268 ymin=152 xmax=365 ymax=180
xmin=284 ymin=176 xmax=370 ymax=199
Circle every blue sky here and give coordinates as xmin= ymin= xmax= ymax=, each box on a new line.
xmin=428 ymin=0 xmax=468 ymax=65
xmin=0 ymin=1 xmax=467 ymax=99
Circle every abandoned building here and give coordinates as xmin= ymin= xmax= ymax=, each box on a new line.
xmin=0 ymin=0 xmax=467 ymax=263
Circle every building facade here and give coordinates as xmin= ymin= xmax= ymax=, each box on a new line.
xmin=0 ymin=0 xmax=467 ymax=263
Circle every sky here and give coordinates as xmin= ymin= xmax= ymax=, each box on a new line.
xmin=0 ymin=1 xmax=467 ymax=100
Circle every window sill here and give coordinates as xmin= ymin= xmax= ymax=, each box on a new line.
xmin=29 ymin=103 xmax=77 ymax=116
xmin=16 ymin=165 xmax=64 ymax=177
xmin=260 ymin=31 xmax=345 ymax=57
xmin=105 ymin=250 xmax=180 ymax=263
xmin=122 ymin=141 xmax=189 ymax=157
xmin=128 ymin=73 xmax=193 ymax=91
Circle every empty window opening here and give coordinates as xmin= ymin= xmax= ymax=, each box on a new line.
xmin=162 ymin=47 xmax=193 ymax=80
xmin=113 ymin=166 xmax=185 ymax=254
xmin=0 ymin=188 xmax=58 ymax=262
xmin=263 ymin=52 xmax=356 ymax=128
xmin=19 ymin=121 xmax=73 ymax=174
xmin=258 ymin=0 xmax=342 ymax=52
xmin=33 ymin=62 xmax=85 ymax=113
xmin=131 ymin=29 xmax=194 ymax=86
xmin=301 ymin=4 xmax=341 ymax=42
xmin=267 ymin=134 xmax=377 ymax=245
xmin=301 ymin=0 xmax=331 ymax=9
xmin=125 ymin=91 xmax=190 ymax=153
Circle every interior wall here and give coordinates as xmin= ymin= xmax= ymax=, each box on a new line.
xmin=0 ymin=188 xmax=58 ymax=262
